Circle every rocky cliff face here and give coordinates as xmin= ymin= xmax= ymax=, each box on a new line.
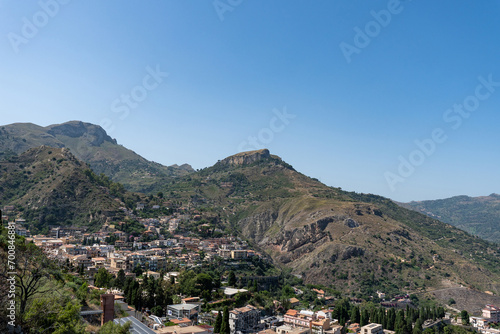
xmin=220 ymin=149 xmax=271 ymax=166
xmin=239 ymin=210 xmax=278 ymax=241
xmin=47 ymin=121 xmax=117 ymax=146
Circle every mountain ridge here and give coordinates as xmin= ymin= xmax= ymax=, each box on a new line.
xmin=400 ymin=194 xmax=500 ymax=243
xmin=160 ymin=149 xmax=500 ymax=296
xmin=0 ymin=146 xmax=132 ymax=233
xmin=0 ymin=121 xmax=194 ymax=192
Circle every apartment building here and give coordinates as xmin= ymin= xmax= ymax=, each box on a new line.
xmin=361 ymin=323 xmax=383 ymax=334
xmin=229 ymin=305 xmax=260 ymax=333
xmin=483 ymin=305 xmax=500 ymax=322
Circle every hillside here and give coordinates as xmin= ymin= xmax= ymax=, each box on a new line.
xmin=400 ymin=195 xmax=500 ymax=244
xmin=0 ymin=146 xmax=130 ymax=233
xmin=0 ymin=121 xmax=193 ymax=193
xmin=161 ymin=149 xmax=500 ymax=297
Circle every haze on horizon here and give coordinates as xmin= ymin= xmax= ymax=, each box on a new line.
xmin=1 ymin=0 xmax=499 ymax=202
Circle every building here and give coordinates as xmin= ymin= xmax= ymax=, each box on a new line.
xmin=276 ymin=325 xmax=311 ymax=334
xmin=482 ymin=329 xmax=500 ymax=334
xmin=223 ymin=288 xmax=249 ymax=297
xmin=145 ymin=270 xmax=161 ymax=279
xmin=147 ymin=255 xmax=166 ymax=271
xmin=348 ymin=323 xmax=361 ymax=333
xmin=15 ymin=224 xmax=30 ymax=237
xmin=311 ymin=317 xmax=331 ymax=333
xmin=182 ymin=297 xmax=201 ymax=304
xmin=109 ymin=255 xmax=126 ymax=270
xmin=167 ymin=303 xmax=200 ymax=320
xmin=289 ymin=298 xmax=301 ymax=308
xmin=470 ymin=316 xmax=490 ymax=329
xmin=284 ymin=309 xmax=315 ymax=329
xmin=72 ymin=254 xmax=92 ymax=268
xmin=231 ymin=249 xmax=247 ymax=259
xmin=482 ymin=305 xmax=500 ymax=322
xmin=361 ymin=323 xmax=384 ymax=334
xmin=229 ymin=305 xmax=260 ymax=333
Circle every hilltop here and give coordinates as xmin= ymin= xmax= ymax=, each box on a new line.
xmin=0 ymin=121 xmax=193 ymax=193
xmin=400 ymin=194 xmax=500 ymax=243
xmin=161 ymin=149 xmax=500 ymax=297
xmin=0 ymin=146 xmax=132 ymax=233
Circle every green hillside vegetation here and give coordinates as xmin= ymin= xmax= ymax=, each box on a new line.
xmin=0 ymin=224 xmax=132 ymax=333
xmin=159 ymin=149 xmax=500 ymax=297
xmin=401 ymin=195 xmax=500 ymax=243
xmin=0 ymin=122 xmax=193 ymax=193
xmin=0 ymin=146 xmax=136 ymax=234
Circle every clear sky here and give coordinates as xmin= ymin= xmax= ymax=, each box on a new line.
xmin=1 ymin=0 xmax=499 ymax=202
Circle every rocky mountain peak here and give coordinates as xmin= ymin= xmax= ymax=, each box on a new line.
xmin=46 ymin=121 xmax=117 ymax=146
xmin=220 ymin=149 xmax=271 ymax=166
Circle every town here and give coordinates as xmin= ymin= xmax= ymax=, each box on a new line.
xmin=3 ymin=202 xmax=499 ymax=334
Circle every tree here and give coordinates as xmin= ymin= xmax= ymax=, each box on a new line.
xmin=15 ymin=242 xmax=56 ymax=316
xmin=95 ymin=268 xmax=113 ymax=288
xmin=351 ymin=306 xmax=361 ymax=324
xmin=387 ymin=308 xmax=396 ymax=331
xmin=220 ymin=306 xmax=230 ymax=334
xmin=395 ymin=310 xmax=406 ymax=334
xmin=360 ymin=308 xmax=370 ymax=327
xmin=23 ymin=297 xmax=86 ymax=334
xmin=151 ymin=305 xmax=163 ymax=317
xmin=132 ymin=264 xmax=143 ymax=277
xmin=195 ymin=273 xmax=213 ymax=295
xmin=214 ymin=311 xmax=222 ymax=333
xmin=115 ymin=269 xmax=126 ymax=289
xmin=413 ymin=318 xmax=423 ymax=334
xmin=76 ymin=282 xmax=88 ymax=303
xmin=460 ymin=310 xmax=470 ymax=325
xmin=227 ymin=271 xmax=237 ymax=286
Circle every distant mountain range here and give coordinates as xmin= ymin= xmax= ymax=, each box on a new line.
xmin=0 ymin=121 xmax=193 ymax=193
xmin=400 ymin=194 xmax=500 ymax=244
xmin=1 ymin=122 xmax=499 ymax=296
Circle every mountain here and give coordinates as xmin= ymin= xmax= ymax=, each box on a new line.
xmin=162 ymin=149 xmax=500 ymax=296
xmin=0 ymin=121 xmax=193 ymax=192
xmin=0 ymin=146 xmax=131 ymax=233
xmin=400 ymin=195 xmax=500 ymax=244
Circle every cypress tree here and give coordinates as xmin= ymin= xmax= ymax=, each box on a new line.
xmin=220 ymin=306 xmax=230 ymax=334
xmin=361 ymin=309 xmax=370 ymax=327
xmin=387 ymin=308 xmax=396 ymax=331
xmin=214 ymin=311 xmax=222 ymax=333
xmin=413 ymin=318 xmax=423 ymax=334
xmin=395 ymin=309 xmax=405 ymax=334
xmin=351 ymin=306 xmax=361 ymax=324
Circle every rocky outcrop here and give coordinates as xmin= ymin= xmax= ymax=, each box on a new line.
xmin=220 ymin=149 xmax=271 ymax=166
xmin=344 ymin=218 xmax=359 ymax=228
xmin=272 ymin=220 xmax=330 ymax=252
xmin=239 ymin=210 xmax=279 ymax=241
xmin=47 ymin=121 xmax=117 ymax=146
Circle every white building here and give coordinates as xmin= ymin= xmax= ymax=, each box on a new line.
xmin=361 ymin=323 xmax=384 ymax=334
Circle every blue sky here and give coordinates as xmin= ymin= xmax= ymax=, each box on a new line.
xmin=1 ymin=0 xmax=499 ymax=202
